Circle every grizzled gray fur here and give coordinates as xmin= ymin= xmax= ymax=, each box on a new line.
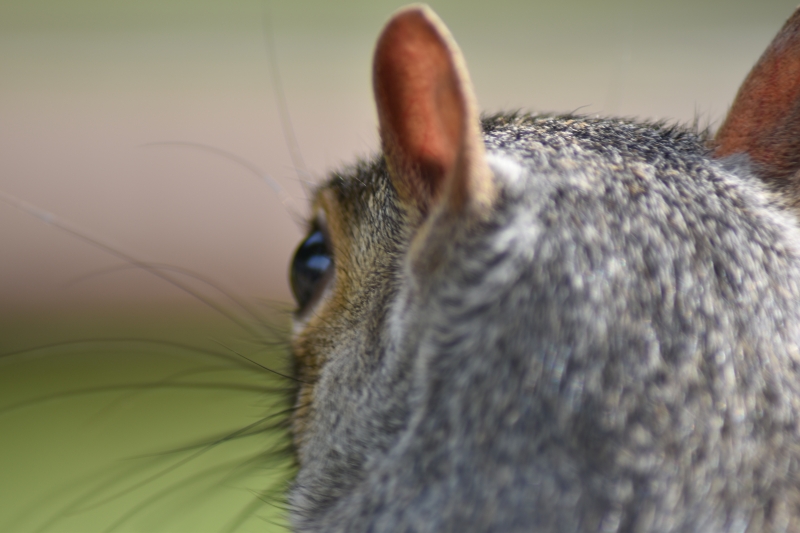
xmin=291 ymin=114 xmax=800 ymax=532
xmin=287 ymin=6 xmax=800 ymax=532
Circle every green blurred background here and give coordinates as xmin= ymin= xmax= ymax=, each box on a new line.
xmin=0 ymin=0 xmax=794 ymax=531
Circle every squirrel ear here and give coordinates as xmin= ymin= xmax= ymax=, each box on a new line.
xmin=373 ymin=4 xmax=493 ymax=215
xmin=714 ymin=7 xmax=800 ymax=182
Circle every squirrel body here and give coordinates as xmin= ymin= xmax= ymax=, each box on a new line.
xmin=288 ymin=6 xmax=800 ymax=532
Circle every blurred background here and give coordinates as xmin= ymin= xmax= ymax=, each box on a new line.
xmin=0 ymin=0 xmax=794 ymax=531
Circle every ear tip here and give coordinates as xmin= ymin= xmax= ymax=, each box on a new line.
xmin=373 ymin=4 xmax=453 ymax=82
xmin=788 ymin=5 xmax=800 ymax=23
xmin=379 ymin=4 xmax=448 ymax=40
xmin=389 ymin=4 xmax=437 ymax=22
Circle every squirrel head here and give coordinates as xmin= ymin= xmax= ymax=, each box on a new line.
xmin=287 ymin=5 xmax=800 ymax=531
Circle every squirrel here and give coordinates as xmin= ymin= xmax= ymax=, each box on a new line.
xmin=286 ymin=4 xmax=800 ymax=532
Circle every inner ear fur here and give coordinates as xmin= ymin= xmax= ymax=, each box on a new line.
xmin=714 ymin=7 xmax=800 ymax=186
xmin=372 ymin=4 xmax=494 ymax=215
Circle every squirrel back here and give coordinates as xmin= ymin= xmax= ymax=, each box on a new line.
xmin=288 ymin=5 xmax=800 ymax=532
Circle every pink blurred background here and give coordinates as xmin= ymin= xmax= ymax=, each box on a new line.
xmin=0 ymin=0 xmax=794 ymax=313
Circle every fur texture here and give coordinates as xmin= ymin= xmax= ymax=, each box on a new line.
xmin=288 ymin=6 xmax=800 ymax=532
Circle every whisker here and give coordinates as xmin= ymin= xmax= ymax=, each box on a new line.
xmin=87 ymin=366 xmax=291 ymax=423
xmin=141 ymin=140 xmax=305 ymax=229
xmin=61 ymin=412 xmax=289 ymax=519
xmin=0 ymin=381 xmax=284 ymax=418
xmin=261 ymin=3 xmax=312 ymax=201
xmin=135 ymin=408 xmax=295 ymax=459
xmin=65 ymin=262 xmax=285 ymax=337
xmin=223 ymin=488 xmax=291 ymax=533
xmin=0 ymin=190 xmax=270 ymax=340
xmin=213 ymin=339 xmax=306 ymax=385
xmin=99 ymin=448 xmax=294 ymax=533
xmin=0 ymin=338 xmax=267 ymax=370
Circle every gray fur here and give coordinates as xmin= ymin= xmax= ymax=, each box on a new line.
xmin=289 ymin=111 xmax=800 ymax=532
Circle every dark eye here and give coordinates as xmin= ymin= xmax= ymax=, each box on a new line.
xmin=290 ymin=229 xmax=333 ymax=310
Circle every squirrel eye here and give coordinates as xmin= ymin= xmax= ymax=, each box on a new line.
xmin=290 ymin=229 xmax=333 ymax=310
